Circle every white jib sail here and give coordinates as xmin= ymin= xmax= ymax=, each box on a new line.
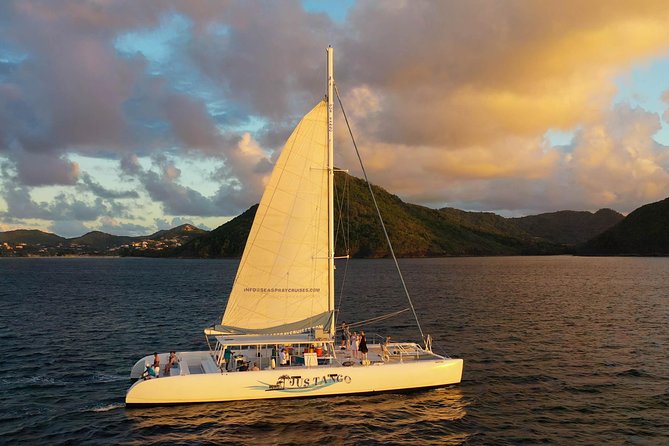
xmin=220 ymin=101 xmax=330 ymax=334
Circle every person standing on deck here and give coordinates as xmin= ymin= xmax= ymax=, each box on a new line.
xmin=359 ymin=332 xmax=369 ymax=364
xmin=152 ymin=352 xmax=160 ymax=377
xmin=223 ymin=347 xmax=233 ymax=371
xmin=164 ymin=351 xmax=177 ymax=376
xmin=351 ymin=331 xmax=359 ymax=359
xmin=341 ymin=322 xmax=350 ymax=349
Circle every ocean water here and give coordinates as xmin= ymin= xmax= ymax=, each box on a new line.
xmin=0 ymin=256 xmax=668 ymax=445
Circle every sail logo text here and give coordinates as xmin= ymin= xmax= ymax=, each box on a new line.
xmin=244 ymin=287 xmax=320 ymax=293
xmin=267 ymin=374 xmax=351 ymax=391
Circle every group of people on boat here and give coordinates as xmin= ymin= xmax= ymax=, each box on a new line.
xmin=339 ymin=322 xmax=369 ymax=362
xmin=223 ymin=347 xmax=258 ymax=371
xmin=217 ymin=342 xmax=335 ymax=372
xmin=141 ymin=351 xmax=178 ymax=380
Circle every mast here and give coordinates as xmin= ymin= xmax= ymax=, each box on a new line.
xmin=327 ymin=46 xmax=335 ymax=335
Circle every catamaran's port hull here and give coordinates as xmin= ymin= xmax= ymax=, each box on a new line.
xmin=125 ymin=354 xmax=463 ymax=406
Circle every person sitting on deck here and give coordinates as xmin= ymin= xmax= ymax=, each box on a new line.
xmin=279 ymin=348 xmax=290 ymax=366
xmin=381 ymin=336 xmax=391 ymax=361
xmin=251 ymin=362 xmax=260 ymax=371
xmin=141 ymin=363 xmax=157 ymax=380
xmin=152 ymin=352 xmax=160 ymax=377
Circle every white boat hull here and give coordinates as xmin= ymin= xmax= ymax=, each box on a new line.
xmin=126 ymin=352 xmax=463 ymax=406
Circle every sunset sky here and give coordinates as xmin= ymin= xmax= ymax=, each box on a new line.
xmin=2 ymin=1 xmax=669 ymax=237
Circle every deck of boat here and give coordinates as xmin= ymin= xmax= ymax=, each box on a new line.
xmin=133 ymin=341 xmax=445 ymax=381
xmin=335 ymin=343 xmax=444 ymax=365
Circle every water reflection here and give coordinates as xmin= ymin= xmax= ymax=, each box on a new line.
xmin=125 ymin=387 xmax=468 ymax=445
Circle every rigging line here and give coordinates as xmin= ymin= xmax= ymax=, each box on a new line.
xmin=347 ymin=308 xmax=411 ymax=329
xmin=335 ymin=175 xmax=350 ymax=316
xmin=333 ymin=170 xmax=347 ymax=254
xmin=334 ymin=83 xmax=425 ymax=340
xmin=335 ymin=175 xmax=351 ymax=310
xmin=346 ymin=172 xmax=350 ymax=256
xmin=333 ymin=171 xmax=349 ymax=317
xmin=336 ymin=255 xmax=349 ymax=313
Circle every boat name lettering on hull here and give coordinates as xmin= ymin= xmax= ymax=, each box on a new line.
xmin=267 ymin=374 xmax=351 ymax=391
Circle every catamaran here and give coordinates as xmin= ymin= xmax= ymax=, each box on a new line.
xmin=125 ymin=47 xmax=463 ymax=406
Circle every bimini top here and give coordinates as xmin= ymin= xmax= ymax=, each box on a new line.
xmin=213 ymin=334 xmax=321 ymax=346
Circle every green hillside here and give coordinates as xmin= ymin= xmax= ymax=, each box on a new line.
xmin=335 ymin=173 xmax=561 ymax=257
xmin=0 ymin=229 xmax=66 ymax=245
xmin=68 ymin=231 xmax=137 ymax=250
xmin=578 ymin=197 xmax=669 ymax=255
xmin=173 ymin=205 xmax=258 ymax=258
xmin=513 ymin=209 xmax=624 ymax=246
xmin=174 ymin=172 xmax=565 ymax=258
xmin=146 ymin=224 xmax=208 ymax=241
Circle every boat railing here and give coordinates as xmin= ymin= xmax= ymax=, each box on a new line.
xmin=385 ymin=342 xmax=427 ymax=362
xmin=369 ymin=333 xmax=386 ymax=344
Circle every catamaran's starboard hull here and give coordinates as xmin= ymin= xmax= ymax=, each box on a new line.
xmin=125 ymin=357 xmax=463 ymax=406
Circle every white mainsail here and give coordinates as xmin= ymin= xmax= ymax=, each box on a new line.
xmin=218 ymin=101 xmax=331 ymax=334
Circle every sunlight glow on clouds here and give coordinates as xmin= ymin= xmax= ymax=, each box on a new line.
xmin=2 ymin=0 xmax=669 ymax=236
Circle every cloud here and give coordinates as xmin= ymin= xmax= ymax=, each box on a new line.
xmin=48 ymin=220 xmax=91 ymax=239
xmin=120 ymin=153 xmax=142 ymax=175
xmin=15 ymin=152 xmax=80 ymax=186
xmin=416 ymin=103 xmax=669 ymax=214
xmin=189 ymin=1 xmax=333 ymax=120
xmin=567 ymin=103 xmax=669 ymax=209
xmin=341 ymin=1 xmax=669 ymax=145
xmin=210 ymin=132 xmax=273 ymax=212
xmin=137 ymin=156 xmax=222 ymax=216
xmin=130 ymin=131 xmax=273 ymax=217
xmin=80 ymin=173 xmax=139 ymax=199
xmin=662 ymin=89 xmax=669 ymax=124
xmin=3 ymin=8 xmax=146 ymax=154
xmin=0 ymin=183 xmax=110 ymax=222
xmin=163 ymin=93 xmax=221 ymax=151
xmin=0 ymin=222 xmax=15 ymax=231
xmin=154 ymin=216 xmax=208 ymax=230
xmin=97 ymin=216 xmax=151 ymax=236
xmin=328 ymin=0 xmax=669 ymax=213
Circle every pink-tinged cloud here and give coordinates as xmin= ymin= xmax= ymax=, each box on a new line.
xmin=16 ymin=153 xmax=80 ymax=186
xmin=164 ymin=94 xmax=220 ymax=151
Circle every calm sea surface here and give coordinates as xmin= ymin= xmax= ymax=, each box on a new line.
xmin=1 ymin=256 xmax=668 ymax=445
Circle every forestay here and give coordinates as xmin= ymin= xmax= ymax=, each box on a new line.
xmin=218 ymin=101 xmax=331 ymax=334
